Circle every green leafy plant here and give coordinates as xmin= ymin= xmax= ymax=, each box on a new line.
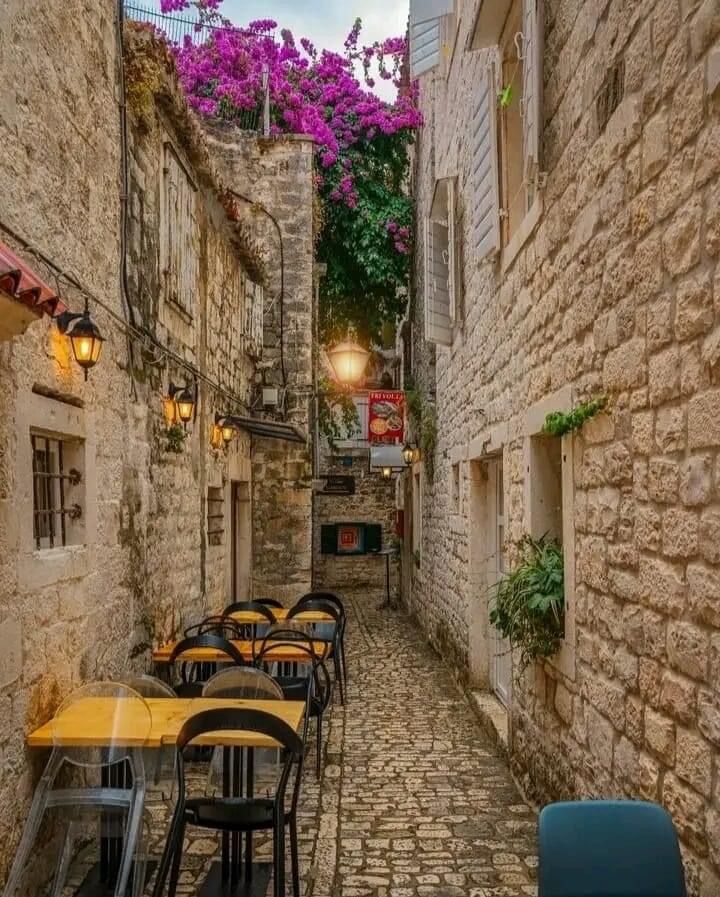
xmin=542 ymin=395 xmax=608 ymax=437
xmin=404 ymin=382 xmax=438 ymax=480
xmin=165 ymin=424 xmax=188 ymax=454
xmin=489 ymin=534 xmax=565 ymax=670
xmin=318 ymin=376 xmax=360 ymax=449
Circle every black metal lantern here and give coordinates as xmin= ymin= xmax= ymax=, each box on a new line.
xmin=216 ymin=415 xmax=236 ymax=444
xmin=402 ymin=443 xmax=415 ymax=466
xmin=167 ymin=382 xmax=196 ymax=428
xmin=57 ymin=300 xmax=105 ymax=380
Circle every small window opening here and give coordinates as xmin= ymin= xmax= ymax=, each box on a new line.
xmin=32 ymin=434 xmax=83 ymax=549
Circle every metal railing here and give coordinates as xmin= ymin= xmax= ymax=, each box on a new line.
xmin=123 ymin=1 xmax=269 ymax=133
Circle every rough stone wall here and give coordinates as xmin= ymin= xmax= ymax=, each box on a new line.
xmin=408 ymin=0 xmax=720 ymax=892
xmin=0 ymin=7 xmax=267 ymax=884
xmin=203 ymin=126 xmax=315 ymax=602
xmin=313 ymin=451 xmax=399 ymax=594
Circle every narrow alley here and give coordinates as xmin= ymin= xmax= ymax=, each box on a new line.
xmin=309 ymin=594 xmax=538 ymax=897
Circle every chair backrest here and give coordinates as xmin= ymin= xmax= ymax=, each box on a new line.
xmin=184 ymin=614 xmax=243 ymax=640
xmin=254 ymin=597 xmax=284 ymax=609
xmin=50 ymin=681 xmax=152 ymax=768
xmin=176 ymin=707 xmax=303 ymax=756
xmin=202 ymin=667 xmax=284 ymax=700
xmin=538 ymin=800 xmax=687 ymax=897
xmin=169 ymin=634 xmax=246 ymax=667
xmin=287 ymin=598 xmax=340 ymax=624
xmin=122 ymin=674 xmax=177 ymax=698
xmin=297 ymin=591 xmax=345 ymax=616
xmin=223 ymin=601 xmax=277 ymax=624
xmin=253 ymin=638 xmax=332 ymax=710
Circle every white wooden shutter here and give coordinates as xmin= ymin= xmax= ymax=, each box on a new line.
xmin=470 ymin=52 xmax=501 ymax=260
xmin=447 ymin=177 xmax=457 ymax=322
xmin=522 ymin=0 xmax=543 ymax=200
xmin=409 ymin=0 xmax=454 ymax=78
xmin=424 ymin=217 xmax=452 ymax=346
xmin=162 ymin=142 xmax=198 ymax=316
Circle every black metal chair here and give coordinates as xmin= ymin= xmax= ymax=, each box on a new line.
xmin=152 ymin=708 xmax=304 ymax=897
xmin=168 ymin=635 xmax=246 ymax=698
xmin=286 ymin=599 xmax=345 ymax=705
xmin=253 ymin=636 xmax=331 ymax=777
xmin=295 ymin=592 xmax=348 ymax=687
xmin=224 ymin=601 xmax=278 ymax=639
xmin=254 ymin=598 xmax=285 ymax=609
xmin=184 ymin=614 xmax=244 ymax=640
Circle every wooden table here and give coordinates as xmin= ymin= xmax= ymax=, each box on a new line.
xmin=27 ymin=696 xmax=305 ymax=748
xmin=229 ymin=607 xmax=333 ymax=624
xmin=152 ymin=638 xmax=330 ymax=665
xmin=28 ymin=697 xmax=305 ymax=897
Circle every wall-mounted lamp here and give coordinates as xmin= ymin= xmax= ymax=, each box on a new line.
xmin=216 ymin=415 xmax=236 ymax=445
xmin=165 ymin=382 xmax=196 ymax=429
xmin=380 ymin=466 xmax=393 ymax=479
xmin=402 ymin=443 xmax=416 ymax=466
xmin=56 ymin=299 xmax=105 ymax=380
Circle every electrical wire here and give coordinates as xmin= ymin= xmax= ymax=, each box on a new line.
xmin=0 ymin=217 xmax=250 ymax=412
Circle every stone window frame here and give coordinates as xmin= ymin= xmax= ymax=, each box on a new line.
xmin=14 ymin=389 xmax=97 ymax=589
xmin=449 ymin=444 xmax=465 ymax=533
xmin=522 ymin=386 xmax=577 ymax=682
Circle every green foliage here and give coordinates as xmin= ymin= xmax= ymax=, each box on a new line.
xmin=318 ymin=377 xmax=360 ymax=449
xmin=542 ymin=396 xmax=608 ymax=437
xmin=165 ymin=424 xmax=188 ymax=453
xmin=489 ymin=535 xmax=565 ymax=671
xmin=318 ymin=136 xmax=414 ymax=343
xmin=404 ymin=382 xmax=437 ymax=480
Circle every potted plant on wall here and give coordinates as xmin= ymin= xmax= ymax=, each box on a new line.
xmin=489 ymin=534 xmax=565 ymax=670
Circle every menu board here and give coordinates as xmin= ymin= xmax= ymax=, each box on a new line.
xmin=368 ymin=390 xmax=405 ymax=444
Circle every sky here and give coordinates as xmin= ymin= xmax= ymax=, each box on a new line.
xmin=151 ymin=0 xmax=410 ymax=101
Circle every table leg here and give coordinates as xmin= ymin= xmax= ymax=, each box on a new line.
xmin=245 ymin=748 xmax=255 ymax=884
xmin=222 ymin=747 xmax=230 ymax=884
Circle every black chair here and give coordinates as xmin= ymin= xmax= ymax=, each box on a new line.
xmin=296 ymin=592 xmax=347 ymax=687
xmin=224 ymin=601 xmax=278 ymax=639
xmin=254 ymin=636 xmax=331 ymax=777
xmin=152 ymin=708 xmax=304 ymax=897
xmin=168 ymin=635 xmax=246 ymax=698
xmin=255 ymin=598 xmax=284 ymax=609
xmin=286 ymin=599 xmax=345 ymax=705
xmin=184 ymin=615 xmax=244 ymax=640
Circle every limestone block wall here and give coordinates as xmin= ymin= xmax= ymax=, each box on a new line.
xmin=407 ymin=0 xmax=720 ymax=891
xmin=204 ymin=127 xmax=316 ymax=602
xmin=313 ymin=451 xmax=399 ymax=593
xmin=0 ymin=7 xmax=271 ymax=885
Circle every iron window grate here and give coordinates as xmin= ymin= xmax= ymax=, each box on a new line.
xmin=31 ymin=434 xmax=82 ymax=549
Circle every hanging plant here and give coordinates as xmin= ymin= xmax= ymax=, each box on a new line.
xmin=165 ymin=423 xmax=188 ymax=453
xmin=489 ymin=534 xmax=564 ymax=670
xmin=542 ymin=395 xmax=608 ymax=437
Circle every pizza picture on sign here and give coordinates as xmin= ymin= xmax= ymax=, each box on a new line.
xmin=368 ymin=391 xmax=405 ymax=444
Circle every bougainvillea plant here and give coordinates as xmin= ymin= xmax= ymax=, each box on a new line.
xmin=157 ymin=0 xmax=422 ymax=341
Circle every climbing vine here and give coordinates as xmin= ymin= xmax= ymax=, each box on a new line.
xmin=542 ymin=396 xmax=608 ymax=437
xmin=405 ymin=383 xmax=438 ymax=480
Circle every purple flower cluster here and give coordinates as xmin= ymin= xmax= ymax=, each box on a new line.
xmin=156 ymin=0 xmax=422 ymax=229
xmin=386 ymin=220 xmax=411 ymax=254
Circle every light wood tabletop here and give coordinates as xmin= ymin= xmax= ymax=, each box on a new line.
xmin=152 ymin=638 xmax=330 ymax=664
xmin=27 ymin=697 xmax=305 ymax=749
xmin=229 ymin=607 xmax=333 ymax=624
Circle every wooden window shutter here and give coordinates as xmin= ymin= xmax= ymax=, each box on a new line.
xmin=365 ymin=524 xmax=383 ymax=553
xmin=522 ymin=0 xmax=543 ymax=204
xmin=470 ymin=51 xmax=501 ymax=261
xmin=320 ymin=525 xmax=337 ymax=555
xmin=424 ymin=215 xmax=452 ymax=346
xmin=447 ymin=177 xmax=462 ymax=321
xmin=409 ymin=0 xmax=454 ymax=78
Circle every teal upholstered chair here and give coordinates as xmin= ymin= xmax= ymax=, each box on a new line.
xmin=538 ymin=800 xmax=686 ymax=897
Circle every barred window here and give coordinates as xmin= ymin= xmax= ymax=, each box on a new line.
xmin=31 ymin=434 xmax=83 ymax=549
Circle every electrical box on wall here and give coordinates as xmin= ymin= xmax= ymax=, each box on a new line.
xmin=262 ymin=387 xmax=279 ymax=407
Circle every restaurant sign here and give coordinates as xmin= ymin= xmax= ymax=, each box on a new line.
xmin=368 ymin=390 xmax=405 ymax=444
xmin=321 ymin=475 xmax=355 ymax=496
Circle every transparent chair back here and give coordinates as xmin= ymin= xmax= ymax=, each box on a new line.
xmin=122 ymin=675 xmax=177 ymax=802
xmin=2 ymin=682 xmax=152 ymax=897
xmin=202 ymin=668 xmax=284 ymax=797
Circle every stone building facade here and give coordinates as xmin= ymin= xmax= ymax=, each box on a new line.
xmin=0 ymin=2 xmax=313 ymax=884
xmin=404 ymin=0 xmax=720 ymax=892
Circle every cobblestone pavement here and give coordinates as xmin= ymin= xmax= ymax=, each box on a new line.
xmin=143 ymin=591 xmax=538 ymax=896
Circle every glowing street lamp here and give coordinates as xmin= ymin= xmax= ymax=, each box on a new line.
xmin=56 ymin=300 xmax=104 ymax=380
xmin=327 ymin=339 xmax=370 ymax=386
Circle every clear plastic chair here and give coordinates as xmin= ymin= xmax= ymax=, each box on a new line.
xmin=202 ymin=668 xmax=285 ymax=797
xmin=122 ymin=675 xmax=177 ymax=802
xmin=3 ymin=682 xmax=151 ymax=897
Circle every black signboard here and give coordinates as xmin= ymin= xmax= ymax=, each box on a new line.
xmin=322 ymin=475 xmax=355 ymax=496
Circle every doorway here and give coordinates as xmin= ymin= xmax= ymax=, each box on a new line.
xmin=231 ymin=480 xmax=251 ymax=602
xmin=487 ymin=458 xmax=511 ymax=705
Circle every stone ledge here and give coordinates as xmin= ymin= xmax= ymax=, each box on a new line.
xmin=467 ymin=689 xmax=509 ymax=758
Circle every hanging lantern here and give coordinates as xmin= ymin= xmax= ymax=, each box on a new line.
xmin=402 ymin=443 xmax=415 ymax=466
xmin=327 ymin=339 xmax=370 ymax=386
xmin=166 ymin=383 xmax=195 ymax=428
xmin=56 ymin=301 xmax=105 ymax=380
xmin=216 ymin=416 xmax=236 ymax=444
xmin=381 ymin=466 xmax=393 ymax=479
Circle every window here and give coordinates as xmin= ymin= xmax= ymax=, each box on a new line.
xmin=452 ymin=461 xmax=461 ymax=513
xmin=528 ymin=434 xmax=563 ymax=542
xmin=331 ymin=394 xmax=369 ymax=449
xmin=471 ymin=0 xmax=544 ymax=255
xmin=245 ymin=279 xmax=264 ymax=358
xmin=408 ymin=0 xmax=455 ymax=78
xmin=161 ymin=141 xmax=199 ymax=317
xmin=320 ymin=523 xmax=382 ymax=555
xmin=424 ymin=177 xmax=459 ymax=346
xmin=207 ymin=486 xmax=224 ymax=548
xmin=31 ymin=433 xmax=83 ymax=549
xmin=412 ymin=467 xmax=423 ymax=554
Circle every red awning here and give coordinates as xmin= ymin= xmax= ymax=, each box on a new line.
xmin=0 ymin=241 xmax=67 ymax=317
